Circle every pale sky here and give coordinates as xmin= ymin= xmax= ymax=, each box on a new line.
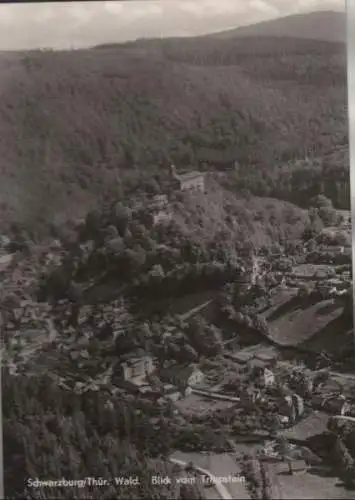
xmin=348 ymin=1 xmax=355 ymax=210
xmin=0 ymin=0 xmax=345 ymax=50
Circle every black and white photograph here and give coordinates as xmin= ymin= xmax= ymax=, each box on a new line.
xmin=0 ymin=1 xmax=353 ymax=498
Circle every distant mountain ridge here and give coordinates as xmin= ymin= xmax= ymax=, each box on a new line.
xmin=209 ymin=10 xmax=346 ymax=43
xmin=95 ymin=10 xmax=346 ymax=50
xmin=0 ymin=10 xmax=348 ymax=231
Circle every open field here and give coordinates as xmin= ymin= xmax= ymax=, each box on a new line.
xmin=174 ymin=393 xmax=236 ymax=417
xmin=265 ymin=461 xmax=354 ymax=499
xmin=301 ymin=320 xmax=353 ymax=356
xmin=280 ymin=411 xmax=329 ymax=442
xmin=262 ymin=288 xmax=299 ymax=320
xmin=268 ymin=298 xmax=344 ymax=347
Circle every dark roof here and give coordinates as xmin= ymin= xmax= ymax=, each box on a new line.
xmin=248 ymin=358 xmax=268 ymax=370
xmin=230 ymin=351 xmax=254 ymax=364
xmin=230 ymin=345 xmax=279 ymax=363
xmin=121 ymin=352 xmax=153 ymax=364
xmin=311 ymin=395 xmax=349 ymax=414
xmin=196 ymin=147 xmax=238 ymax=163
xmin=160 ymin=363 xmax=202 ymax=382
xmin=176 ymin=171 xmax=205 ymax=182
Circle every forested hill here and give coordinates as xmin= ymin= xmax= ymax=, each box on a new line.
xmin=208 ymin=10 xmax=345 ymax=42
xmin=0 ymin=18 xmax=348 ymax=233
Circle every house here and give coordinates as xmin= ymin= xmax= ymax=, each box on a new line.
xmin=119 ymin=355 xmax=155 ymax=384
xmin=285 ymin=368 xmax=314 ymax=398
xmin=315 ymin=376 xmax=342 ymax=393
xmin=138 ymin=385 xmax=161 ymax=399
xmin=250 ymin=345 xmax=279 ymax=363
xmin=132 ymin=193 xmax=168 ymax=219
xmin=163 ymin=383 xmax=182 ymax=402
xmin=260 ymin=440 xmax=282 ymax=461
xmin=279 ymin=393 xmax=304 ymax=425
xmin=151 ymin=210 xmax=172 ymax=226
xmin=249 ymin=360 xmax=275 ymax=388
xmin=0 ymin=253 xmax=13 ymax=272
xmin=170 ymin=165 xmax=205 ymax=192
xmin=276 ymin=460 xmax=307 ymax=474
xmin=142 ymin=194 xmax=171 ymax=224
xmin=311 ymin=394 xmax=351 ymax=416
xmin=329 ymin=415 xmax=355 ymax=434
xmin=260 ymin=368 xmax=275 ymax=387
xmin=235 ymin=266 xmax=252 ymax=286
xmin=319 ymin=245 xmax=345 ymax=255
xmin=160 ymin=363 xmax=204 ymax=390
xmin=195 ymin=147 xmax=239 ymax=170
xmin=230 ymin=351 xmax=254 ymax=364
xmin=227 ymin=345 xmax=278 ymax=367
xmin=293 ymin=394 xmax=305 ymax=419
xmin=255 ymin=351 xmax=278 ymax=365
xmin=147 ymin=194 xmax=169 ymax=210
xmin=223 ymin=337 xmax=240 ymax=352
xmin=0 ymin=234 xmax=10 ymax=248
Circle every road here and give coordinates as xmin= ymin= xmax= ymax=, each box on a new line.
xmin=329 ymin=371 xmax=355 ymax=382
xmin=262 ymin=462 xmax=284 ymax=500
xmin=170 ymin=452 xmax=250 ymax=500
xmin=273 ymin=360 xmax=355 ymax=385
xmin=169 ymin=457 xmax=232 ymax=500
xmin=191 ymin=388 xmax=240 ymax=403
xmin=178 ymin=299 xmax=214 ymax=321
xmin=203 ymin=454 xmax=249 ymax=499
xmin=331 ymin=415 xmax=355 ymax=424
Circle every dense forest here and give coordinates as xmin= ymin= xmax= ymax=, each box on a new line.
xmin=3 ymin=370 xmax=204 ymax=499
xmin=0 ymin=32 xmax=348 ymax=233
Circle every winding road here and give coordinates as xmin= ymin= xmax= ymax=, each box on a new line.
xmin=329 ymin=371 xmax=355 ymax=381
xmin=169 ymin=457 xmax=232 ymax=500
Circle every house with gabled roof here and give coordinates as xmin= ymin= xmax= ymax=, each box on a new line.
xmin=170 ymin=165 xmax=205 ymax=192
xmin=160 ymin=363 xmax=204 ymax=391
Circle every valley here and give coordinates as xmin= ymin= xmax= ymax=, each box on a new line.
xmin=0 ymin=8 xmax=352 ymax=500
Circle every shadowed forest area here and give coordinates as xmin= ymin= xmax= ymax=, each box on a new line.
xmin=0 ymin=32 xmax=348 ymax=235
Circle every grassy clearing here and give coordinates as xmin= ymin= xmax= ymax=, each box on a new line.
xmin=267 ymin=298 xmax=343 ymax=347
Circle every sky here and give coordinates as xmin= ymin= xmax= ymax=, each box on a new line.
xmin=0 ymin=0 xmax=345 ymax=51
xmin=349 ymin=3 xmax=355 ymax=136
xmin=349 ymin=2 xmax=355 ymax=215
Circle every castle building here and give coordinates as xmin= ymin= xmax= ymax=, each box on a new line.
xmin=170 ymin=165 xmax=205 ymax=192
xmin=195 ymin=147 xmax=239 ymax=171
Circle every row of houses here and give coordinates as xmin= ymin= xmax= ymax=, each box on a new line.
xmin=117 ymin=353 xmax=205 ymax=401
xmin=222 ymin=342 xmax=355 ymax=430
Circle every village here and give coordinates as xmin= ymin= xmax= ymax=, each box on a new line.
xmin=0 ymin=161 xmax=354 ymax=499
